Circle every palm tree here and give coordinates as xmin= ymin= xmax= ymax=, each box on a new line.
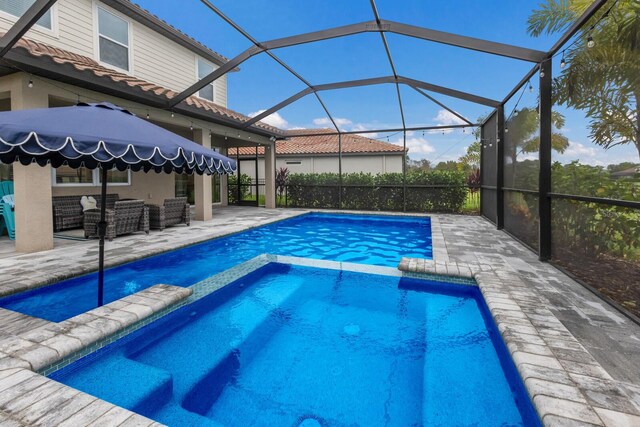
xmin=527 ymin=0 xmax=640 ymax=160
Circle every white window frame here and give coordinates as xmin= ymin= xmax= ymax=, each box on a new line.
xmin=195 ymin=57 xmax=216 ymax=103
xmin=93 ymin=3 xmax=132 ymax=74
xmin=0 ymin=1 xmax=58 ymax=37
xmin=52 ymin=168 xmax=131 ymax=187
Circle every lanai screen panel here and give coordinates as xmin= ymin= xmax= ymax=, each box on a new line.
xmin=481 ymin=112 xmax=497 ymax=223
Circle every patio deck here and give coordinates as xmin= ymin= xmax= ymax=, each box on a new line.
xmin=0 ymin=206 xmax=638 ymax=425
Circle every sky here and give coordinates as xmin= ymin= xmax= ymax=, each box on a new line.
xmin=133 ymin=0 xmax=637 ymax=167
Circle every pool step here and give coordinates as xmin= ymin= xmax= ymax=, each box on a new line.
xmin=58 ymin=355 xmax=174 ymax=417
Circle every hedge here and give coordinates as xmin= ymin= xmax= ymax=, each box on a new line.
xmin=285 ymin=171 xmax=467 ymax=213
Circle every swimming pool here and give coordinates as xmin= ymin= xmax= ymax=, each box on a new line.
xmin=1 ymin=213 xmax=432 ymax=321
xmin=50 ymin=263 xmax=540 ymax=426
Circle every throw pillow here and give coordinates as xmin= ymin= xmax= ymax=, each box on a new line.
xmin=81 ymin=195 xmax=97 ymax=211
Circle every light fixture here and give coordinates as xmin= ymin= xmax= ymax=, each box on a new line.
xmin=27 ymin=79 xmax=33 ymax=88
xmin=529 ymin=81 xmax=533 ymax=93
xmin=248 ymin=135 xmax=251 ymax=139
xmin=146 ymin=111 xmax=150 ymax=119
xmin=190 ymin=122 xmax=193 ymax=131
xmin=208 ymin=129 xmax=212 ymax=137
xmin=514 ymin=109 xmax=519 ymax=116
xmin=237 ymin=132 xmax=240 ymax=138
xmin=224 ymin=133 xmax=228 ymax=140
xmin=560 ymin=50 xmax=566 ymax=69
xmin=171 ymin=111 xmax=175 ymax=118
xmin=587 ymin=34 xmax=595 ymax=48
xmin=505 ymin=128 xmax=509 ymax=133
xmin=539 ymin=70 xmax=545 ymax=78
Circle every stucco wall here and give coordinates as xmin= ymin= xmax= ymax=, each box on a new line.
xmin=237 ymin=154 xmax=404 ymax=181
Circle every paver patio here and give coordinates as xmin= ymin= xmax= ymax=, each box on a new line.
xmin=0 ymin=206 xmax=637 ymax=426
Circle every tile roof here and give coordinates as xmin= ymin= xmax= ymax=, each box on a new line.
xmin=229 ymin=129 xmax=406 ymax=156
xmin=9 ymin=35 xmax=283 ymax=135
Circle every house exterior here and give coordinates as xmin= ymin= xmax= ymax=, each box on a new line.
xmin=0 ymin=0 xmax=283 ymax=253
xmin=229 ymin=129 xmax=405 ymax=183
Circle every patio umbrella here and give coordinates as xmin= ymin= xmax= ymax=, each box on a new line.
xmin=0 ymin=102 xmax=236 ymax=306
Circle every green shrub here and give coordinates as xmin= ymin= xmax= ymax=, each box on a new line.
xmin=228 ymin=173 xmax=252 ymax=203
xmin=284 ymin=170 xmax=467 ymax=213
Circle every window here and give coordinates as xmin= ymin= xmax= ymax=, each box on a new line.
xmin=54 ymin=166 xmax=93 ymax=186
xmin=197 ymin=58 xmax=215 ymax=102
xmin=53 ymin=167 xmax=130 ymax=187
xmin=0 ymin=0 xmax=53 ymax=30
xmin=97 ymin=7 xmax=129 ymax=71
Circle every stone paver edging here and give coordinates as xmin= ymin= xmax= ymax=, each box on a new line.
xmin=0 ymin=284 xmax=191 ymax=426
xmin=399 ymin=257 xmax=640 ymax=426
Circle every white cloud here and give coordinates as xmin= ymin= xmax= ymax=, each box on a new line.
xmin=389 ymin=136 xmax=435 ymax=159
xmin=312 ymin=117 xmax=353 ymax=129
xmin=428 ymin=109 xmax=466 ymax=134
xmin=248 ymin=110 xmax=290 ymax=129
xmin=563 ymin=140 xmax=598 ymax=158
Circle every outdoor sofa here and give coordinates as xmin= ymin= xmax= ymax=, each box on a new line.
xmin=52 ymin=194 xmax=120 ymax=232
xmin=84 ymin=199 xmax=149 ymax=241
xmin=147 ymin=197 xmax=190 ymax=230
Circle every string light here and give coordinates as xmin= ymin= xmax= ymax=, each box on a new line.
xmin=224 ymin=132 xmax=228 ymax=140
xmin=146 ymin=111 xmax=150 ymax=119
xmin=27 ymin=79 xmax=33 ymax=88
xmin=171 ymin=111 xmax=175 ymax=118
xmin=560 ymin=50 xmax=566 ymax=69
xmin=189 ymin=122 xmax=193 ymax=131
xmin=539 ymin=70 xmax=545 ymax=78
xmin=529 ymin=80 xmax=533 ymax=93
xmin=587 ymin=33 xmax=595 ymax=48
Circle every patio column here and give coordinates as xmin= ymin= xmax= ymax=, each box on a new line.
xmin=193 ymin=128 xmax=212 ymax=221
xmin=264 ymin=142 xmax=276 ymax=209
xmin=219 ymin=147 xmax=228 ymax=206
xmin=12 ymin=76 xmax=53 ymax=252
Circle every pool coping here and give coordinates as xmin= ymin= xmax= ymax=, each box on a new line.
xmin=0 ymin=284 xmax=192 ymax=426
xmin=399 ymin=257 xmax=640 ymax=427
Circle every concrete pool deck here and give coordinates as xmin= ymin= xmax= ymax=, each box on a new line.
xmin=0 ymin=206 xmax=638 ymax=426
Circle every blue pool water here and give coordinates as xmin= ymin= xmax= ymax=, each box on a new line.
xmin=50 ymin=264 xmax=540 ymax=426
xmin=0 ymin=213 xmax=431 ymax=322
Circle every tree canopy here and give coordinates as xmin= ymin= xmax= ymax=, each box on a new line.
xmin=528 ymin=0 xmax=640 ymax=160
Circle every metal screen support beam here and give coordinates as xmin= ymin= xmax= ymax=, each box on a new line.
xmin=369 ymin=0 xmax=406 ymax=131
xmin=289 ymin=123 xmax=478 ymax=138
xmin=403 ymin=130 xmax=407 ymax=212
xmin=0 ymin=0 xmax=58 ymax=58
xmin=410 ymin=86 xmax=473 ymax=125
xmin=198 ymin=0 xmax=339 ymax=134
xmin=174 ymin=3 xmax=544 ymax=107
xmin=539 ymin=60 xmax=552 ymax=261
xmin=338 ymin=133 xmax=343 ymax=209
xmin=496 ymin=105 xmax=505 ymax=229
xmin=244 ymin=76 xmax=497 ymax=129
xmin=383 ymin=20 xmax=546 ymax=63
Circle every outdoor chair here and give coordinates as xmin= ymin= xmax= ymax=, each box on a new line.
xmin=52 ymin=194 xmax=119 ymax=232
xmin=0 ymin=181 xmax=14 ymax=238
xmin=147 ymin=197 xmax=190 ymax=230
xmin=84 ymin=199 xmax=149 ymax=241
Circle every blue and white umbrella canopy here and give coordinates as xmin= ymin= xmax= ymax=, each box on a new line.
xmin=0 ymin=101 xmax=238 ymax=308
xmin=0 ymin=102 xmax=236 ymax=175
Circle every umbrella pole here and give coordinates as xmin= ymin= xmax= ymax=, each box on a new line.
xmin=97 ymin=167 xmax=108 ymax=307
